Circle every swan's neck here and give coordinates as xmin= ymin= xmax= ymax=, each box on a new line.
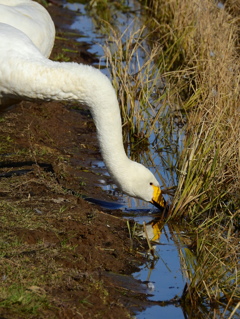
xmin=0 ymin=56 xmax=130 ymax=184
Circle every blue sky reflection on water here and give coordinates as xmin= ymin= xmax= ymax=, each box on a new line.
xmin=137 ymin=304 xmax=184 ymax=319
xmin=64 ymin=2 xmax=106 ymax=67
xmin=133 ymin=224 xmax=185 ymax=319
xmin=134 ymin=228 xmax=184 ymax=301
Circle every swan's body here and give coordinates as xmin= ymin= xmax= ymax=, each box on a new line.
xmin=0 ymin=0 xmax=165 ymax=208
xmin=0 ymin=0 xmax=55 ymax=57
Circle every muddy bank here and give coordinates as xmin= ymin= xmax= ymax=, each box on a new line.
xmin=0 ymin=2 xmax=151 ymax=318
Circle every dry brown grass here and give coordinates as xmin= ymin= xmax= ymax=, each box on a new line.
xmin=103 ymin=0 xmax=240 ymax=311
xmin=105 ymin=0 xmax=240 ymax=217
xmin=104 ymin=24 xmax=166 ymax=139
xmin=141 ymin=0 xmax=240 ymax=218
xmin=140 ymin=0 xmax=240 ymax=310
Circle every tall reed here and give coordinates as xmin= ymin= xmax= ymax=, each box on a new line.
xmin=140 ymin=0 xmax=240 ymax=310
xmin=102 ymin=0 xmax=240 ymax=310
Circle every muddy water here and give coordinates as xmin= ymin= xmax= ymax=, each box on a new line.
xmin=63 ymin=1 xmax=185 ymax=318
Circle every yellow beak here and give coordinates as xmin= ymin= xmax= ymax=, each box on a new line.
xmin=150 ymin=185 xmax=166 ymax=209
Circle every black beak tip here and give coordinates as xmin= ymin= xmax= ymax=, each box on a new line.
xmin=151 ymin=197 xmax=167 ymax=210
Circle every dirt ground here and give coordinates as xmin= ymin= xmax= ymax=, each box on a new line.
xmin=0 ymin=2 xmax=152 ymax=318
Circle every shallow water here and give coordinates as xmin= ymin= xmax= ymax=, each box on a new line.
xmin=63 ymin=2 xmax=185 ymax=318
xmin=133 ymin=226 xmax=185 ymax=318
xmin=63 ymin=2 xmax=239 ymax=319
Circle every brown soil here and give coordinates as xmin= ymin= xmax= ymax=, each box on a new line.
xmin=0 ymin=2 xmax=151 ymax=318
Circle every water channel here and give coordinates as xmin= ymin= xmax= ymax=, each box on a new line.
xmin=61 ymin=1 xmax=238 ymax=318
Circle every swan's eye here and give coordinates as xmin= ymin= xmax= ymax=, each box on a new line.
xmin=149 ymin=182 xmax=153 ymax=186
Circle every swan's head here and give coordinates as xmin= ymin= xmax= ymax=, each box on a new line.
xmin=119 ymin=161 xmax=166 ymax=209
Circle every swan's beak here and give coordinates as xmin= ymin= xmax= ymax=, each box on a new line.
xmin=151 ymin=185 xmax=166 ymax=209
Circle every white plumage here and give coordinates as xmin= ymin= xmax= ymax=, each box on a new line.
xmin=0 ymin=0 xmax=165 ymax=208
xmin=0 ymin=0 xmax=55 ymax=57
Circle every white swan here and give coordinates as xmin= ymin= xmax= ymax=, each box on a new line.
xmin=0 ymin=0 xmax=165 ymax=209
xmin=0 ymin=0 xmax=55 ymax=57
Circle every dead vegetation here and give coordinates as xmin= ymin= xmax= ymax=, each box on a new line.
xmin=103 ymin=0 xmax=240 ymax=314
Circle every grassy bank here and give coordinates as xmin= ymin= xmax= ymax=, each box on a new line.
xmin=136 ymin=0 xmax=240 ymax=219
xmin=141 ymin=0 xmax=240 ymax=312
